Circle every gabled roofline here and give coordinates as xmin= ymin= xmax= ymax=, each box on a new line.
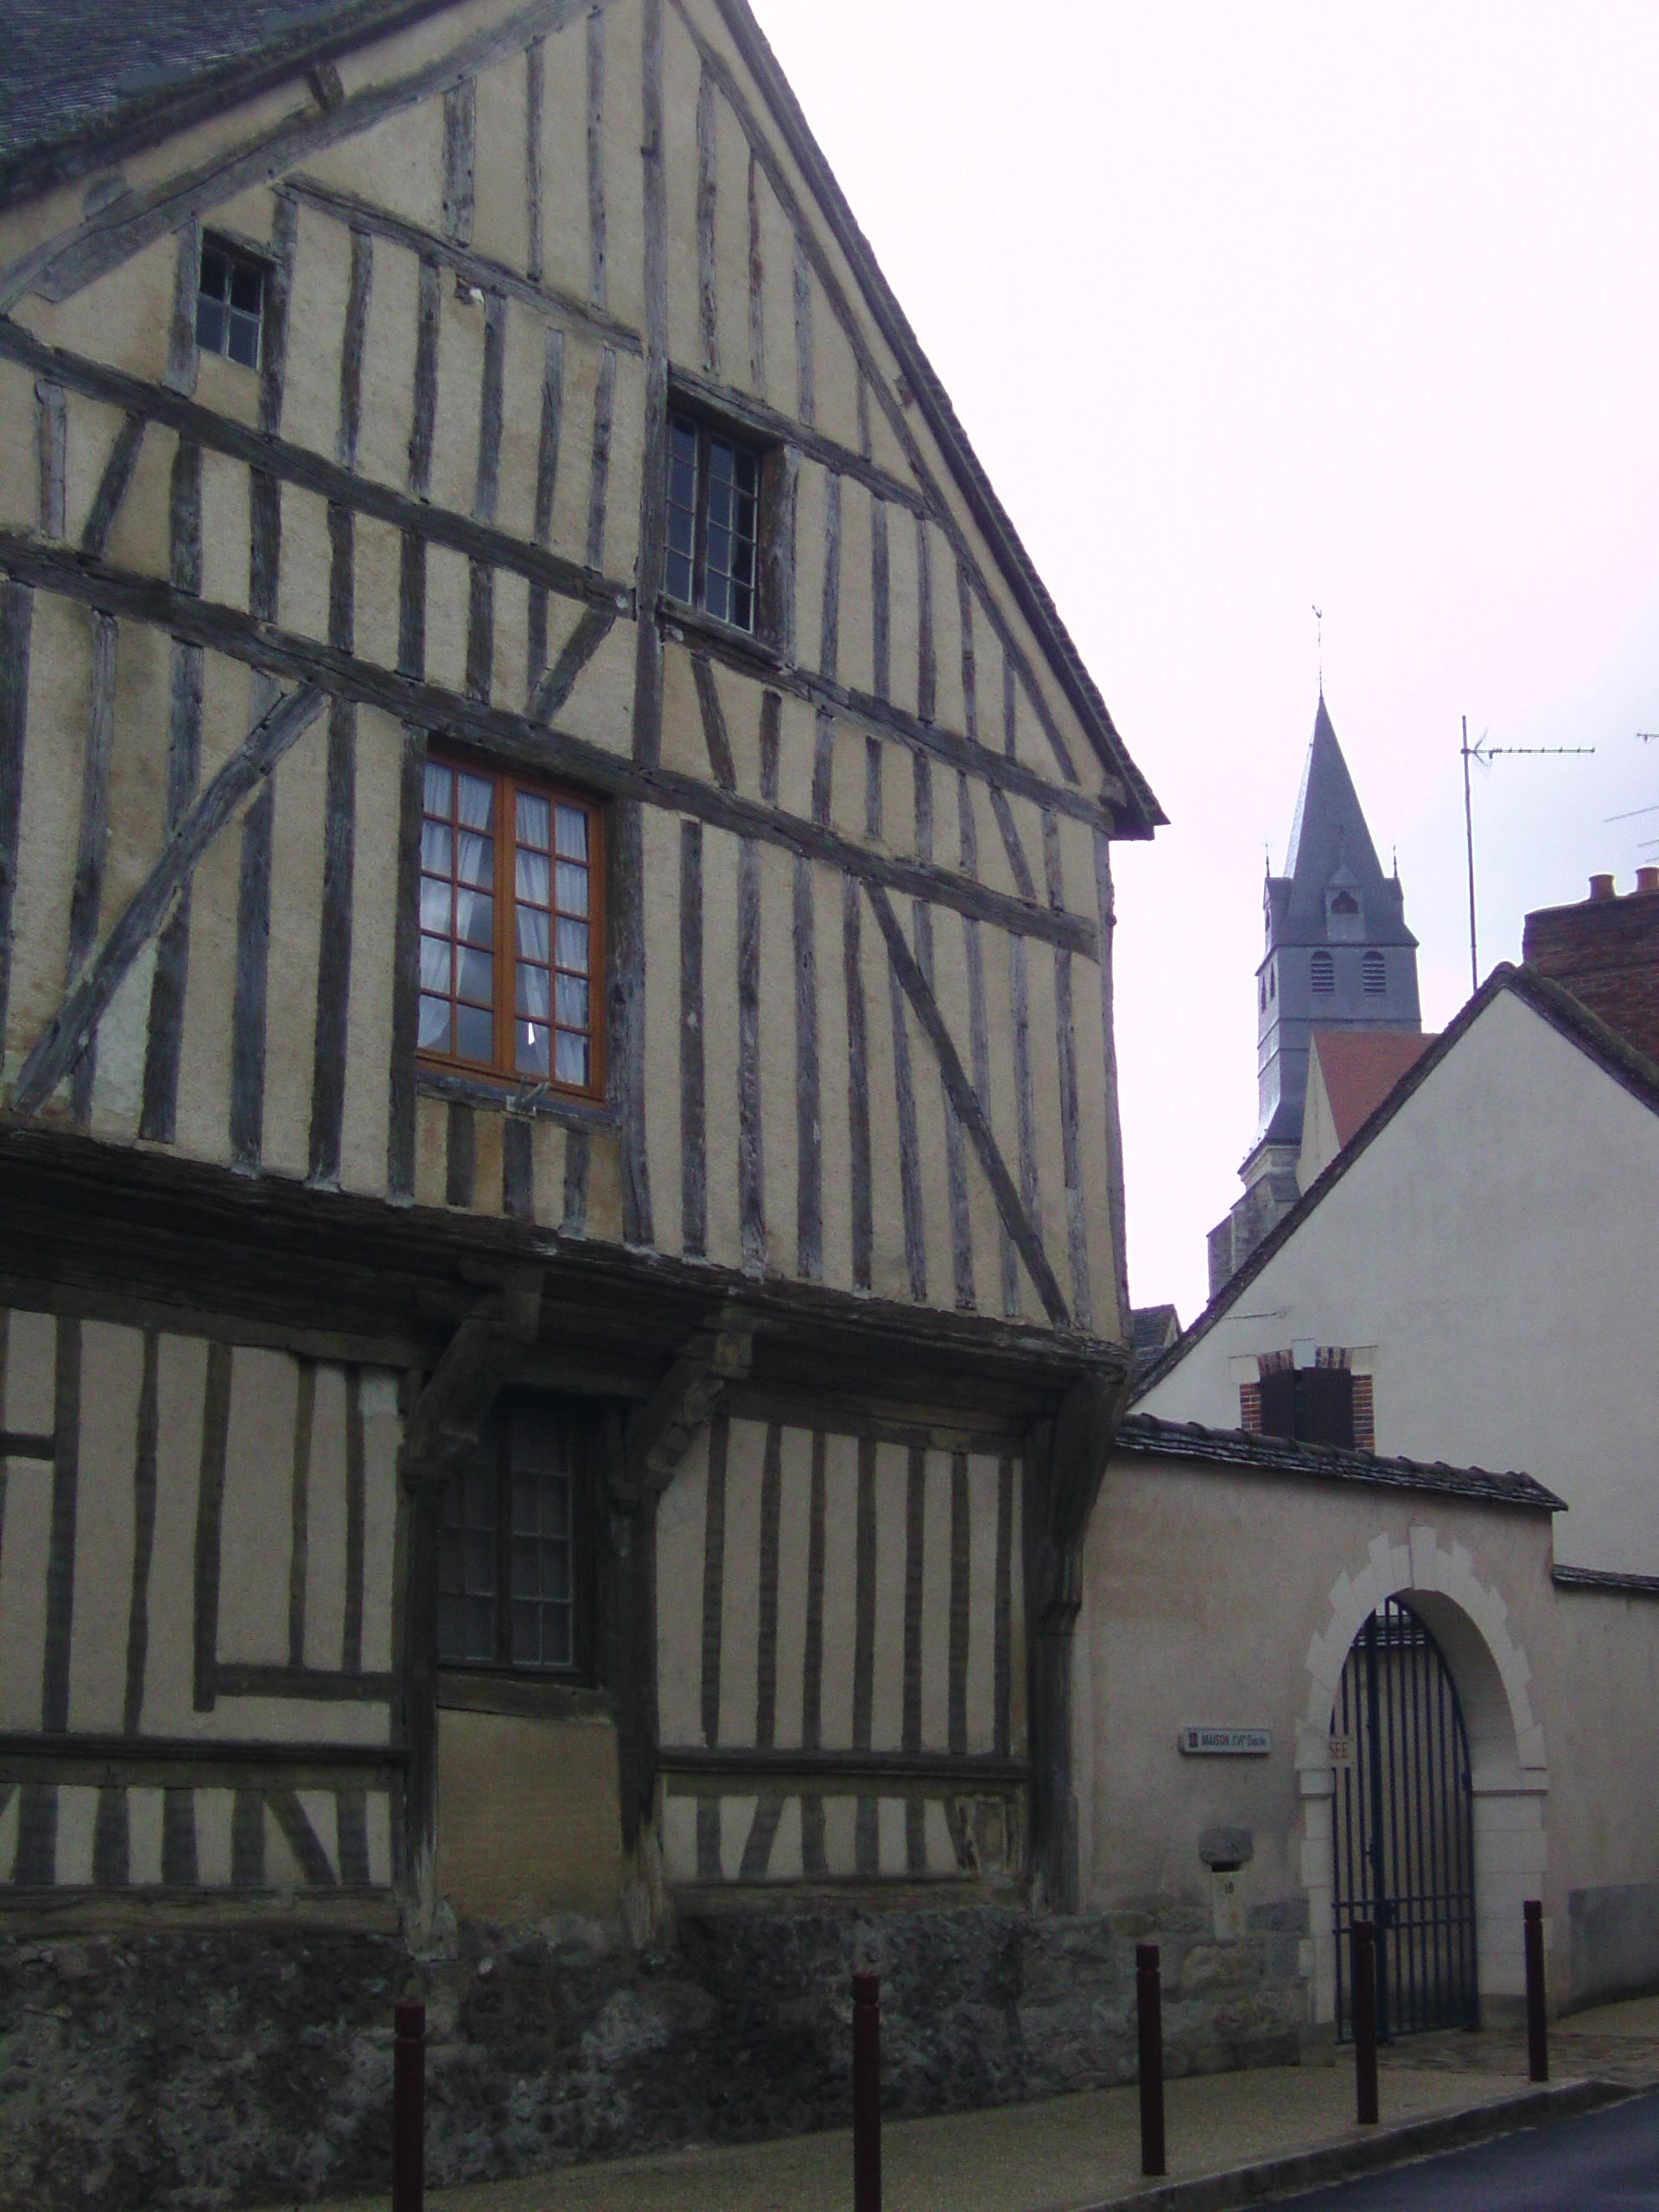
xmin=709 ymin=0 xmax=1163 ymax=835
xmin=1139 ymin=960 xmax=1659 ymax=1396
xmin=0 ymin=0 xmax=1166 ymax=840
xmin=0 ymin=1 xmax=456 ymax=213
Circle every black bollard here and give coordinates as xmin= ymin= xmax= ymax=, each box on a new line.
xmin=392 ymin=1997 xmax=425 ymax=2212
xmin=853 ymin=1971 xmax=881 ymax=2212
xmin=1524 ymin=1900 xmax=1548 ymax=2083
xmin=1351 ymin=1922 xmax=1379 ymax=2126
xmin=1136 ymin=1942 xmax=1166 ymax=2177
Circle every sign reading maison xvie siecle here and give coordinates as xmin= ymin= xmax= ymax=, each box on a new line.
xmin=1177 ymin=1725 xmax=1273 ymax=1757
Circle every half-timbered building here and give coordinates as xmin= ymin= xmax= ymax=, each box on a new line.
xmin=0 ymin=0 xmax=1161 ymax=1985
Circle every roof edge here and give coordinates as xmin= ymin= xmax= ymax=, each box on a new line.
xmin=710 ymin=0 xmax=1166 ymax=836
xmin=1117 ymin=1412 xmax=1565 ymax=1513
xmin=1138 ymin=959 xmax=1659 ymax=1395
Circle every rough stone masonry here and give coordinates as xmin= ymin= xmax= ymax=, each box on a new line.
xmin=0 ymin=1904 xmax=1306 ymax=2210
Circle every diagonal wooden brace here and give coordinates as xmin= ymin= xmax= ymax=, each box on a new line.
xmin=399 ymin=1267 xmax=543 ymax=1485
xmin=621 ymin=1303 xmax=753 ymax=1503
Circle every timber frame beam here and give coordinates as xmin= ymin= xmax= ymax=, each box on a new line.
xmin=1023 ymin=1365 xmax=1133 ymax=1914
xmin=0 ymin=532 xmax=1097 ymax=957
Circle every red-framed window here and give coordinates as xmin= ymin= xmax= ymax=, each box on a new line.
xmin=417 ymin=753 xmax=604 ymax=1096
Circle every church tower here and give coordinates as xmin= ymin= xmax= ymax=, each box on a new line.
xmin=1207 ymin=695 xmax=1421 ymax=1295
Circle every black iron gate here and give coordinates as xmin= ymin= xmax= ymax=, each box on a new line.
xmin=1332 ymin=1596 xmax=1478 ymax=2040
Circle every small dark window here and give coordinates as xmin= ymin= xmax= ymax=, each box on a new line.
xmin=437 ymin=1403 xmax=594 ymax=1675
xmin=666 ymin=414 xmax=760 ymax=632
xmin=196 ymin=239 xmax=265 ymax=369
xmin=1258 ymin=1365 xmax=1355 ymax=1449
xmin=1331 ymin=889 xmax=1360 ymax=916
xmin=1363 ymin=949 xmax=1385 ymax=996
xmin=1312 ymin=949 xmax=1335 ymax=994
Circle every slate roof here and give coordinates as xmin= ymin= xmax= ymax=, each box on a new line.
xmin=1308 ymin=1027 xmax=1437 ymax=1150
xmin=1138 ymin=960 xmax=1659 ymax=1397
xmin=1131 ymin=1304 xmax=1181 ymax=1362
xmin=0 ymin=2 xmax=447 ymax=204
xmin=1271 ymin=696 xmax=1416 ymax=950
xmin=0 ymin=0 xmax=1166 ymax=836
xmin=1116 ymin=1412 xmax=1565 ymax=1514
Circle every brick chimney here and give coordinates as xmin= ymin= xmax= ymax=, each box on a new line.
xmin=1522 ymin=873 xmax=1659 ymax=1065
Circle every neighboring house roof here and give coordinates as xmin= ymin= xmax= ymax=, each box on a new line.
xmin=1131 ymin=1304 xmax=1181 ymax=1363
xmin=1139 ymin=959 xmax=1659 ymax=1398
xmin=1116 ymin=1412 xmax=1565 ymax=1514
xmin=1308 ymin=1027 xmax=1437 ymax=1150
xmin=0 ymin=0 xmax=1166 ymax=837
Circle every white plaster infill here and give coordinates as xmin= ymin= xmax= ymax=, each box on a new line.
xmin=1295 ymin=1522 xmax=1548 ymax=2025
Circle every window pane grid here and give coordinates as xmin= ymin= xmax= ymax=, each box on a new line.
xmin=436 ymin=1417 xmax=582 ymax=1675
xmin=195 ymin=239 xmax=264 ymax=370
xmin=664 ymin=415 xmax=760 ymax=635
xmin=419 ymin=760 xmax=497 ymax=1067
xmin=419 ymin=757 xmax=600 ymax=1095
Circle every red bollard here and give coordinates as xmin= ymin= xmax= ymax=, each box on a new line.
xmin=1351 ymin=1922 xmax=1379 ymax=2126
xmin=1136 ymin=1942 xmax=1166 ymax=2178
xmin=1525 ymin=1899 xmax=1548 ymax=2083
xmin=853 ymin=1971 xmax=881 ymax=2212
xmin=393 ymin=1997 xmax=425 ymax=2212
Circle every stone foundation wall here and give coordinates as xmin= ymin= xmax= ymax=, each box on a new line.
xmin=0 ymin=1902 xmax=1307 ymax=2211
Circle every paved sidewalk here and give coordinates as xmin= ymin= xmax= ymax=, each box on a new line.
xmin=262 ymin=1995 xmax=1659 ymax=2212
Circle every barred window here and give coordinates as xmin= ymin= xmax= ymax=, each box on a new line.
xmin=437 ymin=1406 xmax=591 ymax=1675
xmin=417 ymin=754 xmax=602 ymax=1095
xmin=1363 ymin=950 xmax=1386 ymax=996
xmin=665 ymin=414 xmax=760 ymax=632
xmin=1312 ymin=949 xmax=1335 ymax=995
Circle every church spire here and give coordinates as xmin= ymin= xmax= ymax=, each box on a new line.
xmin=1207 ymin=693 xmax=1424 ymax=1297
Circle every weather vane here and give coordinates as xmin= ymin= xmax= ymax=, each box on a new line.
xmin=1313 ymin=605 xmax=1323 ymax=696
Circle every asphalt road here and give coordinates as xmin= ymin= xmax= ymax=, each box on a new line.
xmin=1276 ymin=2091 xmax=1659 ymax=2208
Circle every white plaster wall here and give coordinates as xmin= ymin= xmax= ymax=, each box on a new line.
xmin=1080 ymin=1448 xmax=1659 ymax=2018
xmin=1142 ymin=988 xmax=1659 ymax=1573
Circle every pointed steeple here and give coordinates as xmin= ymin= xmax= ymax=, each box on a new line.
xmin=1209 ymin=694 xmax=1425 ymax=1295
xmin=1278 ymin=696 xmax=1412 ymax=944
xmin=1252 ymin=696 xmax=1421 ymax=1156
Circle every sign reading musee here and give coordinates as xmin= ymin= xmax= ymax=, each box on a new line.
xmin=1177 ymin=1726 xmax=1273 ymax=1757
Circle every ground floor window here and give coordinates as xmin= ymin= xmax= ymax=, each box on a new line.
xmin=437 ymin=1402 xmax=594 ymax=1675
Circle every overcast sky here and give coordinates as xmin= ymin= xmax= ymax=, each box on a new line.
xmin=753 ymin=1 xmax=1659 ymax=1323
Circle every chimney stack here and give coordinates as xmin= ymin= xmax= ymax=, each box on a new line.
xmin=1524 ymin=874 xmax=1659 ymax=1065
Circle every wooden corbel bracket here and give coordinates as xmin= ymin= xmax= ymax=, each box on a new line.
xmin=398 ymin=1266 xmax=544 ymax=1486
xmin=1026 ymin=1365 xmax=1132 ymax=1632
xmin=620 ymin=1302 xmax=754 ymax=1505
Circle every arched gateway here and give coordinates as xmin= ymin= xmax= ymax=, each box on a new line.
xmin=1296 ymin=1526 xmax=1548 ymax=2032
xmin=1330 ymin=1598 xmax=1478 ymax=2038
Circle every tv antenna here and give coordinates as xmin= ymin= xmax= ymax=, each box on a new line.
xmin=1460 ymin=715 xmax=1594 ymax=995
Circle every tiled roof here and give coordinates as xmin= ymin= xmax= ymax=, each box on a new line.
xmin=1116 ymin=1412 xmax=1564 ymax=1513
xmin=1310 ymin=1027 xmax=1437 ymax=1148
